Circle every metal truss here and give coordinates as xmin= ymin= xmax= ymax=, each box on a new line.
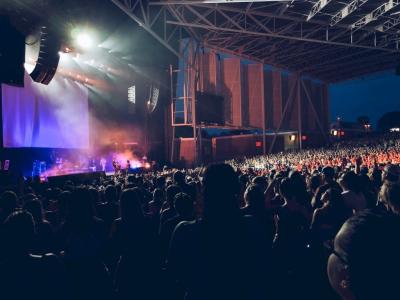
xmin=330 ymin=0 xmax=368 ymax=26
xmin=351 ymin=0 xmax=400 ymax=31
xmin=112 ymin=0 xmax=400 ymax=83
xmin=376 ymin=14 xmax=400 ymax=32
xmin=307 ymin=0 xmax=333 ymax=21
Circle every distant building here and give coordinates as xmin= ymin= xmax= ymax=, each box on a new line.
xmin=330 ymin=118 xmax=371 ymax=139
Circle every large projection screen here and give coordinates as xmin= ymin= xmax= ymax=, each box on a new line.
xmin=2 ymin=71 xmax=89 ymax=148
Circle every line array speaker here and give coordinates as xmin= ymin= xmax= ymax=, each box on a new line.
xmin=30 ymin=25 xmax=61 ymax=85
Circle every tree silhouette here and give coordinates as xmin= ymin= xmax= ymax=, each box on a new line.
xmin=377 ymin=111 xmax=400 ymax=132
xmin=357 ymin=115 xmax=370 ymax=126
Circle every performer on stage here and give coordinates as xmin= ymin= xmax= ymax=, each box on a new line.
xmin=112 ymin=159 xmax=121 ymax=175
xmin=100 ymin=157 xmax=107 ymax=172
xmin=126 ymin=160 xmax=131 ymax=175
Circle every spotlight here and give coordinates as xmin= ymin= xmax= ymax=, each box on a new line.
xmin=76 ymin=33 xmax=93 ymax=49
xmin=290 ymin=134 xmax=296 ymax=142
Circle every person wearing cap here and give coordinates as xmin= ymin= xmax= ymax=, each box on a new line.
xmin=312 ymin=166 xmax=341 ymax=209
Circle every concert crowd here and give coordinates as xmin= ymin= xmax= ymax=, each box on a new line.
xmin=1 ymin=134 xmax=400 ymax=300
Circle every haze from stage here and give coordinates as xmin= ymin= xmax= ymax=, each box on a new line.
xmin=2 ymin=71 xmax=89 ymax=148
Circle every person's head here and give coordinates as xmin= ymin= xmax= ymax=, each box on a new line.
xmin=279 ymin=178 xmax=294 ymax=201
xmin=370 ymin=168 xmax=382 ymax=187
xmin=67 ymin=187 xmax=94 ymax=224
xmin=127 ymin=175 xmax=136 ymax=184
xmin=244 ymin=184 xmax=265 ymax=210
xmin=327 ymin=210 xmax=400 ymax=300
xmin=3 ymin=211 xmax=35 ymax=257
xmin=20 ymin=193 xmax=38 ymax=205
xmin=156 ymin=176 xmax=166 ymax=189
xmin=202 ymin=163 xmax=240 ymax=219
xmin=57 ymin=190 xmax=71 ymax=218
xmin=321 ymin=188 xmax=344 ymax=208
xmin=0 ymin=191 xmax=18 ymax=217
xmin=379 ymin=182 xmax=400 ymax=214
xmin=88 ymin=187 xmax=100 ymax=205
xmin=339 ymin=171 xmax=359 ymax=192
xmin=104 ymin=185 xmax=117 ymax=204
xmin=322 ymin=166 xmax=335 ymax=183
xmin=173 ymin=170 xmax=185 ymax=185
xmin=289 ymin=170 xmax=307 ymax=190
xmin=238 ymin=174 xmax=248 ymax=187
xmin=252 ymin=176 xmax=267 ymax=191
xmin=120 ymin=188 xmax=144 ymax=221
xmin=23 ymin=200 xmax=44 ymax=225
xmin=174 ymin=192 xmax=193 ymax=218
xmin=166 ymin=185 xmax=181 ymax=206
xmin=382 ymin=164 xmax=400 ymax=183
xmin=152 ymin=188 xmax=164 ymax=204
xmin=309 ymin=174 xmax=322 ymax=193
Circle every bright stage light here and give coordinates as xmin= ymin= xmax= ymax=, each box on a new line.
xmin=76 ymin=33 xmax=93 ymax=49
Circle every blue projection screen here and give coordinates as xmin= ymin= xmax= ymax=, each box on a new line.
xmin=2 ymin=71 xmax=89 ymax=148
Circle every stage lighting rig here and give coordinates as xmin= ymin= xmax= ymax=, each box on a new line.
xmin=76 ymin=33 xmax=93 ymax=49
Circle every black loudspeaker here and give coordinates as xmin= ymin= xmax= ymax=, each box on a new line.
xmin=196 ymin=92 xmax=225 ymax=125
xmin=0 ymin=16 xmax=25 ymax=87
xmin=30 ymin=25 xmax=61 ymax=85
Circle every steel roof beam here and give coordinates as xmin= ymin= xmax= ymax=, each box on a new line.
xmin=166 ymin=20 xmax=400 ymax=52
xmin=376 ymin=14 xmax=400 ymax=32
xmin=330 ymin=0 xmax=368 ymax=26
xmin=351 ymin=0 xmax=400 ymax=31
xmin=307 ymin=0 xmax=333 ymax=21
xmin=111 ymin=0 xmax=181 ymax=57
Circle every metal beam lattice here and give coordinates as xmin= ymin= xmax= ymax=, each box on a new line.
xmin=307 ymin=0 xmax=333 ymax=21
xmin=330 ymin=0 xmax=368 ymax=26
xmin=351 ymin=0 xmax=400 ymax=31
xmin=113 ymin=0 xmax=400 ymax=83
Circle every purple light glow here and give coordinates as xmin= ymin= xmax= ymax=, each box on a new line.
xmin=2 ymin=71 xmax=89 ymax=148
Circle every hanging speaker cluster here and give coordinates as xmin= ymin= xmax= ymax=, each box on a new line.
xmin=146 ymin=83 xmax=160 ymax=113
xmin=30 ymin=25 xmax=61 ymax=85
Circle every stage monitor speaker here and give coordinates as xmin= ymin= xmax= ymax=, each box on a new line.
xmin=196 ymin=92 xmax=225 ymax=125
xmin=0 ymin=16 xmax=25 ymax=87
xmin=30 ymin=25 xmax=61 ymax=85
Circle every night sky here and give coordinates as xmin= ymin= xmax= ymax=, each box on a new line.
xmin=329 ymin=70 xmax=400 ymax=128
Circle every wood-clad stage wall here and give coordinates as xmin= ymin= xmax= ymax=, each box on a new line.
xmin=197 ymin=51 xmax=329 ymax=136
